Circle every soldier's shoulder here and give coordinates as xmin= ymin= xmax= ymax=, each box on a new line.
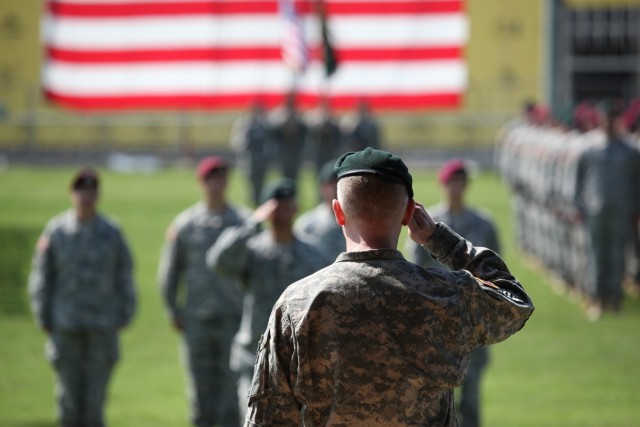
xmin=170 ymin=202 xmax=203 ymax=229
xmin=97 ymin=213 xmax=126 ymax=234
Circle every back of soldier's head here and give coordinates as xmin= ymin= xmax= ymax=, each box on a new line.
xmin=337 ymin=175 xmax=408 ymax=224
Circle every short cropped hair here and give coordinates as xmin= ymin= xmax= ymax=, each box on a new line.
xmin=337 ymin=175 xmax=409 ymax=223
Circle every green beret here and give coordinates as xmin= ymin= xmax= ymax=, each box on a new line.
xmin=260 ymin=178 xmax=296 ymax=203
xmin=334 ymin=147 xmax=413 ymax=198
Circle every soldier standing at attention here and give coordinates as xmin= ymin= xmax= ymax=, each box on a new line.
xmin=405 ymin=159 xmax=501 ymax=427
xmin=307 ymin=99 xmax=343 ymax=184
xmin=342 ymin=99 xmax=381 ymax=152
xmin=243 ymin=148 xmax=534 ymax=426
xmin=158 ymin=156 xmax=248 ymax=427
xmin=271 ymin=93 xmax=308 ymax=192
xmin=28 ymin=168 xmax=137 ymax=427
xmin=230 ymin=102 xmax=276 ymax=206
xmin=574 ymin=108 xmax=640 ymax=319
xmin=206 ymin=178 xmax=327 ymax=421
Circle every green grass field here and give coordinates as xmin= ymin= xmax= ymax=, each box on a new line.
xmin=1 ymin=165 xmax=639 ymax=427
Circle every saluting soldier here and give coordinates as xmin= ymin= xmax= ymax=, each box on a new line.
xmin=206 ymin=178 xmax=328 ymax=420
xmin=243 ymin=148 xmax=534 ymax=426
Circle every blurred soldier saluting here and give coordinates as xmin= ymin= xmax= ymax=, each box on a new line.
xmin=28 ymin=167 xmax=137 ymax=427
xmin=158 ymin=156 xmax=248 ymax=427
xmin=206 ymin=178 xmax=327 ymax=421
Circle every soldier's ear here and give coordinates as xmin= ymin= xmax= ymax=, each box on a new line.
xmin=401 ymin=199 xmax=416 ymax=226
xmin=332 ymin=199 xmax=345 ymax=226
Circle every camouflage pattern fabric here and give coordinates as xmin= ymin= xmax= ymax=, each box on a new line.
xmin=244 ymin=223 xmax=533 ymax=426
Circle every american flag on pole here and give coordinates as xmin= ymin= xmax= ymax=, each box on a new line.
xmin=42 ymin=0 xmax=468 ymax=111
xmin=279 ymin=0 xmax=309 ymax=74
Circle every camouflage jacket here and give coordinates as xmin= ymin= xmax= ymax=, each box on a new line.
xmin=244 ymin=223 xmax=534 ymax=427
xmin=158 ymin=201 xmax=248 ymax=323
xmin=28 ymin=210 xmax=136 ymax=331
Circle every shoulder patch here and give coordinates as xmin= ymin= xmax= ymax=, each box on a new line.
xmin=165 ymin=226 xmax=178 ymax=241
xmin=36 ymin=235 xmax=50 ymax=253
xmin=474 ymin=277 xmax=529 ymax=306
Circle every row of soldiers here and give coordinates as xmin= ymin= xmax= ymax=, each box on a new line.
xmin=28 ymin=157 xmax=345 ymax=427
xmin=496 ymin=101 xmax=640 ymax=320
xmin=229 ymin=95 xmax=381 ymax=205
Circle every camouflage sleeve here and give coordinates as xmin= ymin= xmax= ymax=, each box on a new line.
xmin=206 ymin=220 xmax=260 ymax=286
xmin=424 ymin=223 xmax=533 ymax=344
xmin=115 ymin=229 xmax=136 ymax=328
xmin=27 ymin=224 xmax=55 ymax=331
xmin=405 ymin=239 xmax=443 ymax=270
xmin=244 ymin=300 xmax=301 ymax=426
xmin=157 ymin=221 xmax=184 ymax=322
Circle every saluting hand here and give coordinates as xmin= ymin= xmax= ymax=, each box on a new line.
xmin=251 ymin=198 xmax=279 ymax=223
xmin=408 ymin=202 xmax=437 ymax=245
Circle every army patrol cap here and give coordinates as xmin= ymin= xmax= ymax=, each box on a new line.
xmin=334 ymin=147 xmax=413 ymax=198
xmin=71 ymin=167 xmax=99 ymax=191
xmin=260 ymin=178 xmax=297 ymax=203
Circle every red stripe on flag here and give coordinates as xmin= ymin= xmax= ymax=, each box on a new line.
xmin=47 ymin=46 xmax=463 ymax=63
xmin=46 ymin=46 xmax=282 ymax=63
xmin=47 ymin=1 xmax=278 ymax=17
xmin=48 ymin=0 xmax=463 ymax=18
xmin=45 ymin=89 xmax=462 ymax=111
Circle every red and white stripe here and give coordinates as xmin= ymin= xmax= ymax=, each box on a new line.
xmin=43 ymin=0 xmax=468 ymax=110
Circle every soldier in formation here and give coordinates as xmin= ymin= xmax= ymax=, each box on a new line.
xmin=306 ymin=99 xmax=344 ymax=183
xmin=270 ymin=94 xmax=308 ymax=192
xmin=157 ymin=156 xmax=249 ymax=427
xmin=28 ymin=168 xmax=137 ymax=427
xmin=497 ymin=102 xmax=640 ymax=320
xmin=243 ymin=148 xmax=534 ymax=426
xmin=405 ymin=158 xmax=501 ymax=427
xmin=205 ymin=178 xmax=328 ymax=420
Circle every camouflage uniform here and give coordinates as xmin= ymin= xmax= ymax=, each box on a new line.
xmin=307 ymin=112 xmax=343 ymax=182
xmin=575 ymin=137 xmax=640 ymax=308
xmin=271 ymin=109 xmax=308 ymax=190
xmin=405 ymin=203 xmax=500 ymax=427
xmin=158 ymin=201 xmax=248 ymax=427
xmin=244 ymin=223 xmax=533 ymax=426
xmin=206 ymin=219 xmax=328 ymax=419
xmin=28 ymin=209 xmax=136 ymax=427
xmin=294 ymin=203 xmax=345 ymax=262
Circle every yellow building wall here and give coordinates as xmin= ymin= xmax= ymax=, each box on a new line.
xmin=465 ymin=0 xmax=546 ymax=112
xmin=0 ymin=0 xmax=42 ymax=110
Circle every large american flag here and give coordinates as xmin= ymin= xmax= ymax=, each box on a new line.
xmin=42 ymin=0 xmax=468 ymax=111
